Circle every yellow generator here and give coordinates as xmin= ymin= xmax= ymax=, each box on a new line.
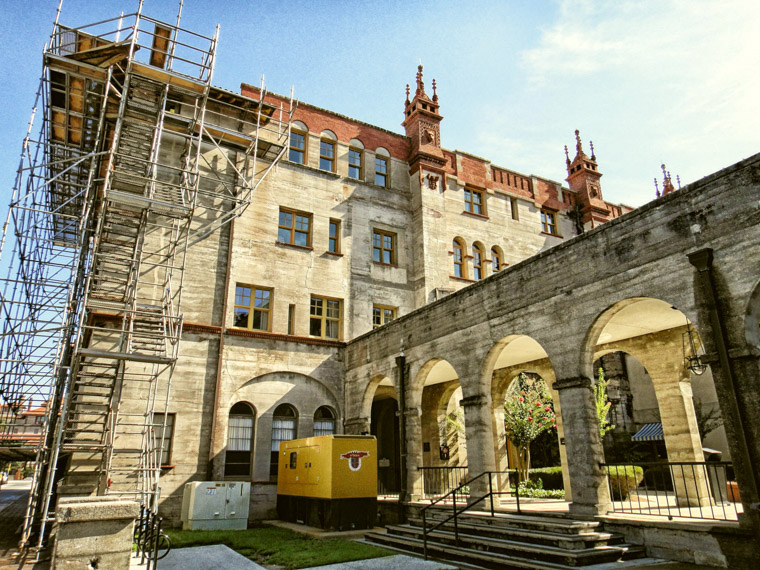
xmin=276 ymin=435 xmax=377 ymax=530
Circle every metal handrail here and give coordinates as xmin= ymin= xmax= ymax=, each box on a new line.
xmin=420 ymin=470 xmax=516 ymax=560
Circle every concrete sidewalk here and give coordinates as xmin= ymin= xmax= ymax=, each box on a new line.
xmin=147 ymin=545 xmax=457 ymax=570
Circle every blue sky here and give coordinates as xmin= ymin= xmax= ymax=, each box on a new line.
xmin=0 ymin=0 xmax=758 ymax=217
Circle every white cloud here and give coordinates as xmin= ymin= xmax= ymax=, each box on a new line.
xmin=510 ymin=0 xmax=760 ymax=206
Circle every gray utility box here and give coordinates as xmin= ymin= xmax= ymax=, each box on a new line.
xmin=180 ymin=481 xmax=250 ymax=530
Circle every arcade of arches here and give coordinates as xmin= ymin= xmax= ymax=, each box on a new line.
xmin=343 ymin=155 xmax=760 ymax=536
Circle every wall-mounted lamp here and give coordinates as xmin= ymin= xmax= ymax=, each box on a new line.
xmin=682 ymin=321 xmax=707 ymax=375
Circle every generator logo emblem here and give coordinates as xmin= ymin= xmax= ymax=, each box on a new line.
xmin=340 ymin=450 xmax=370 ymax=472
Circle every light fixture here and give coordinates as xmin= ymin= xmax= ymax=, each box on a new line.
xmin=682 ymin=321 xmax=707 ymax=375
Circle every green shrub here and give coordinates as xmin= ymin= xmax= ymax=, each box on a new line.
xmin=517 ymin=479 xmax=565 ymax=499
xmin=605 ymin=465 xmax=644 ymax=500
xmin=528 ymin=467 xmax=563 ymax=490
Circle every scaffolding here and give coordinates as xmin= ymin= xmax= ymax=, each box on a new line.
xmin=0 ymin=1 xmax=292 ymax=557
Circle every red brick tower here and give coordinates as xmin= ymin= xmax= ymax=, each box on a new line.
xmin=565 ymin=130 xmax=610 ymax=228
xmin=402 ymin=65 xmax=446 ymax=173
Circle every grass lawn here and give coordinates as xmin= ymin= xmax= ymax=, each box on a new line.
xmin=166 ymin=524 xmax=392 ymax=569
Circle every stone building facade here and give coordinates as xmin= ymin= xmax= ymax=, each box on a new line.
xmin=151 ymin=66 xmax=635 ymax=521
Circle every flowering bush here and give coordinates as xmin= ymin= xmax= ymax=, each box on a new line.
xmin=504 ymin=373 xmax=557 ymax=482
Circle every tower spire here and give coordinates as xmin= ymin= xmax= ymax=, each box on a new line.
xmin=403 ymin=63 xmax=444 ymax=171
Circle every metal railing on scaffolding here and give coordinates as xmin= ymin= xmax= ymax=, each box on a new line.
xmin=0 ymin=1 xmax=292 ymax=559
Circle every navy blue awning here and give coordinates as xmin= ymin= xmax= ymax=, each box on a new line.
xmin=632 ymin=423 xmax=664 ymax=442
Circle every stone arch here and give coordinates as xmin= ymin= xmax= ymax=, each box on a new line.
xmin=320 ymin=129 xmax=337 ymax=140
xmin=482 ymin=334 xmax=567 ymax=496
xmin=237 ymin=371 xmax=341 ymax=416
xmin=360 ymin=373 xmax=396 ymax=423
xmin=585 ymin=297 xmax=712 ymax=506
xmin=348 ymin=137 xmax=364 ymax=150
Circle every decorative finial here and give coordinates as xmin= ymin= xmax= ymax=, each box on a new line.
xmin=405 ymin=83 xmax=410 ymax=105
xmin=432 ymin=78 xmax=438 ymax=102
xmin=654 ymin=178 xmax=660 ymax=198
xmin=416 ymin=64 xmax=425 ymax=96
xmin=564 ymin=145 xmax=570 ymax=167
xmin=676 ymin=174 xmax=681 ymax=189
xmin=575 ymin=129 xmax=583 ymax=154
xmin=589 ymin=140 xmax=595 ymax=160
xmin=661 ymin=163 xmax=667 ymax=177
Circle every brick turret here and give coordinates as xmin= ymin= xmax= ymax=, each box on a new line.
xmin=402 ymin=65 xmax=446 ymax=171
xmin=565 ymin=129 xmax=609 ymax=228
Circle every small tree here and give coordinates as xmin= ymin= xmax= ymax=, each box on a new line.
xmin=595 ymin=367 xmax=615 ymax=440
xmin=693 ymin=398 xmax=723 ymax=440
xmin=504 ymin=373 xmax=556 ymax=482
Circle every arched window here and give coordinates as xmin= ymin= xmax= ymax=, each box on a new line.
xmin=225 ymin=402 xmax=255 ymax=477
xmin=314 ymin=406 xmax=336 ymax=436
xmin=491 ymin=247 xmax=502 ymax=273
xmin=472 ymin=243 xmax=484 ymax=281
xmin=453 ymin=238 xmax=465 ymax=279
xmin=270 ymin=404 xmax=297 ymax=479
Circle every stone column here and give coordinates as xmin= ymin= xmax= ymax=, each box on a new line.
xmin=648 ymin=366 xmax=711 ymax=506
xmin=344 ymin=416 xmax=370 ymax=435
xmin=53 ymin=497 xmax=139 ymax=569
xmin=539 ymin=368 xmax=573 ymax=502
xmin=553 ymin=376 xmax=611 ymax=518
xmin=404 ymin=406 xmax=424 ymax=501
xmin=461 ymin=394 xmax=496 ymax=499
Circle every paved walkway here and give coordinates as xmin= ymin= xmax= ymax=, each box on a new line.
xmin=149 ymin=546 xmax=457 ymax=570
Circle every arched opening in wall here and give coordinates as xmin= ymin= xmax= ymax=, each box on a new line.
xmin=587 ymin=298 xmax=726 ymax=512
xmin=416 ymin=359 xmax=465 ymax=496
xmin=486 ymin=335 xmax=566 ymax=497
xmin=369 ymin=380 xmax=401 ymax=497
xmin=314 ymin=406 xmax=336 ymax=436
xmin=225 ymin=402 xmax=255 ymax=477
xmin=270 ymin=404 xmax=298 ymax=480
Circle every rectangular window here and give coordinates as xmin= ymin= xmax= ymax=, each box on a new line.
xmin=375 ymin=156 xmax=388 ymax=187
xmin=152 ymin=413 xmax=174 ymax=466
xmin=348 ymin=148 xmax=362 ymax=179
xmin=309 ymin=296 xmax=342 ymax=340
xmin=278 ymin=208 xmax=311 ymax=247
xmin=510 ymin=197 xmax=519 ymax=220
xmin=289 ymin=130 xmax=306 ymax=164
xmin=233 ymin=285 xmax=272 ymax=331
xmin=319 ymin=140 xmax=335 ymax=172
xmin=541 ymin=210 xmax=558 ymax=235
xmin=464 ymin=188 xmax=485 ymax=215
xmin=373 ymin=305 xmax=397 ymax=328
xmin=328 ymin=219 xmax=340 ymax=253
xmin=372 ymin=229 xmax=396 ymax=265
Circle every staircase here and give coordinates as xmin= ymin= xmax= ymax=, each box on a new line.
xmin=365 ymin=508 xmax=652 ymax=569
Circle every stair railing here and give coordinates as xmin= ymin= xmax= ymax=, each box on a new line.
xmin=420 ymin=470 xmax=517 ymax=560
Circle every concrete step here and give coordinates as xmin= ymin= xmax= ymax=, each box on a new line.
xmin=416 ymin=508 xmax=601 ymax=535
xmin=408 ymin=516 xmax=623 ymax=550
xmin=365 ymin=528 xmax=645 ymax=570
xmin=382 ymin=524 xmax=642 ymax=567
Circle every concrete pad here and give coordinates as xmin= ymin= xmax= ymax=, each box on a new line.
xmin=306 ymin=554 xmax=458 ymax=569
xmin=153 ymin=545 xmax=265 ymax=569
